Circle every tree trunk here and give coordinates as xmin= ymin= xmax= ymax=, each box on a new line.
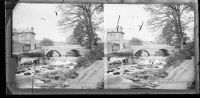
xmin=177 ymin=5 xmax=184 ymax=50
xmin=87 ymin=4 xmax=95 ymax=50
xmin=83 ymin=5 xmax=92 ymax=49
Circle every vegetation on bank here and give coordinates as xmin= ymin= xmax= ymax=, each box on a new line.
xmin=75 ymin=49 xmax=104 ymax=68
xmin=165 ymin=41 xmax=194 ymax=68
xmin=13 ymin=52 xmax=44 ymax=58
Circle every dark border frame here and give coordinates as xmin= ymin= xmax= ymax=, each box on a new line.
xmin=5 ymin=0 xmax=199 ymax=94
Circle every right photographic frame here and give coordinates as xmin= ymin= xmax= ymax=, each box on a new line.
xmin=104 ymin=3 xmax=198 ymax=90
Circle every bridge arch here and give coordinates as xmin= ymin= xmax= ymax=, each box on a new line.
xmin=66 ymin=49 xmax=81 ymax=57
xmin=135 ymin=49 xmax=150 ymax=57
xmin=155 ymin=49 xmax=170 ymax=56
xmin=46 ymin=50 xmax=61 ymax=57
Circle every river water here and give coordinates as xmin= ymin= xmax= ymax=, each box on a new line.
xmin=106 ymin=56 xmax=168 ymax=89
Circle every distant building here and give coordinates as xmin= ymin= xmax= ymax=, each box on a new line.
xmin=12 ymin=27 xmax=39 ymax=53
xmin=107 ymin=27 xmax=127 ymax=53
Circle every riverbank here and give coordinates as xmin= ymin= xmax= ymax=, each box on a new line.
xmin=156 ymin=58 xmax=195 ymax=89
xmin=106 ymin=57 xmax=195 ymax=89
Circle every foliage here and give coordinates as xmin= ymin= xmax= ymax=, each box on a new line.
xmin=165 ymin=49 xmax=193 ymax=67
xmin=145 ymin=4 xmax=194 ymax=49
xmin=66 ymin=34 xmax=78 ymax=45
xmin=165 ymin=41 xmax=194 ymax=67
xmin=156 ymin=22 xmax=190 ymax=46
xmin=94 ymin=42 xmax=104 ymax=50
xmin=76 ymin=49 xmax=104 ymax=68
xmin=76 ymin=57 xmax=90 ymax=68
xmin=129 ymin=37 xmax=143 ymax=46
xmin=40 ymin=38 xmax=54 ymax=46
xmin=57 ymin=4 xmax=103 ymax=49
xmin=71 ymin=22 xmax=101 ymax=49
xmin=85 ymin=49 xmax=104 ymax=60
xmin=183 ymin=41 xmax=195 ymax=56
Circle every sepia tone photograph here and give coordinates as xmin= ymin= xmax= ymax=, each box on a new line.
xmin=12 ymin=3 xmax=104 ymax=89
xmin=104 ymin=4 xmax=195 ymax=89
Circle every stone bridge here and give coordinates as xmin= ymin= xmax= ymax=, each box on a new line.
xmin=131 ymin=45 xmax=176 ymax=56
xmin=42 ymin=45 xmax=88 ymax=57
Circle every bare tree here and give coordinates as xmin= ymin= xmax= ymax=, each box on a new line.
xmin=57 ymin=4 xmax=103 ymax=49
xmin=145 ymin=4 xmax=194 ymax=49
xmin=129 ymin=37 xmax=143 ymax=46
xmin=40 ymin=38 xmax=54 ymax=46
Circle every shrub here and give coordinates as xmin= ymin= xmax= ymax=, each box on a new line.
xmin=94 ymin=42 xmax=104 ymax=50
xmin=165 ymin=49 xmax=192 ymax=67
xmin=183 ymin=41 xmax=195 ymax=56
xmin=184 ymin=41 xmax=194 ymax=50
xmin=76 ymin=57 xmax=91 ymax=68
xmin=76 ymin=49 xmax=104 ymax=68
xmin=188 ymin=49 xmax=195 ymax=56
xmin=85 ymin=49 xmax=104 ymax=60
xmin=177 ymin=49 xmax=192 ymax=60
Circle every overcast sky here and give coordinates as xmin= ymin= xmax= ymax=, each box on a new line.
xmin=13 ymin=3 xmax=104 ymax=42
xmin=104 ymin=4 xmax=194 ymax=41
xmin=104 ymin=4 xmax=157 ymax=41
xmin=13 ymin=3 xmax=194 ymax=42
xmin=13 ymin=3 xmax=69 ymax=42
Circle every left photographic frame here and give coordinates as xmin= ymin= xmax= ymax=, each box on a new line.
xmin=8 ymin=1 xmax=105 ymax=90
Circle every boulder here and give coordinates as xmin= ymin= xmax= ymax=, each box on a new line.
xmin=153 ymin=60 xmax=161 ymax=65
xmin=107 ymin=69 xmax=114 ymax=73
xmin=16 ymin=71 xmax=21 ymax=74
xmin=113 ymin=72 xmax=120 ymax=75
xmin=59 ymin=82 xmax=69 ymax=87
xmin=124 ymin=69 xmax=130 ymax=73
xmin=24 ymin=72 xmax=31 ymax=75
xmin=35 ymin=79 xmax=44 ymax=84
xmin=135 ymin=66 xmax=144 ymax=69
xmin=35 ymin=70 xmax=41 ymax=74
xmin=42 ymin=78 xmax=51 ymax=83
